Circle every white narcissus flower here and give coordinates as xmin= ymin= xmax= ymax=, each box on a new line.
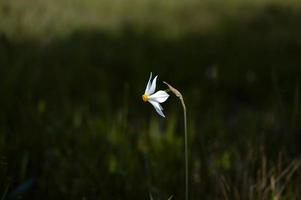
xmin=142 ymin=72 xmax=170 ymax=117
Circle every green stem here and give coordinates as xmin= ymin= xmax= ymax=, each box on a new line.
xmin=180 ymin=96 xmax=188 ymax=200
xmin=163 ymin=81 xmax=188 ymax=200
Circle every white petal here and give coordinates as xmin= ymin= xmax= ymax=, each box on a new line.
xmin=144 ymin=72 xmax=152 ymax=95
xmin=149 ymin=90 xmax=170 ymax=103
xmin=148 ymin=100 xmax=165 ymax=118
xmin=148 ymin=75 xmax=158 ymax=95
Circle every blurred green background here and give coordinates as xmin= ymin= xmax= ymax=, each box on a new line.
xmin=1 ymin=0 xmax=301 ymax=199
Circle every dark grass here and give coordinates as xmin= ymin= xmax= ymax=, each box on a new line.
xmin=0 ymin=3 xmax=301 ymax=199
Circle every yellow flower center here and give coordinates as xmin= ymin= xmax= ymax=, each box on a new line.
xmin=142 ymin=94 xmax=149 ymax=102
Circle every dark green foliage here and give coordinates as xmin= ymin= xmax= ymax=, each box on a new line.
xmin=0 ymin=2 xmax=301 ymax=199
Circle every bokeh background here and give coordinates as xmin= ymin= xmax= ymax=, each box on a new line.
xmin=1 ymin=0 xmax=301 ymax=199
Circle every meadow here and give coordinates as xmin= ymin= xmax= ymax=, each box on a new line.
xmin=0 ymin=0 xmax=301 ymax=199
